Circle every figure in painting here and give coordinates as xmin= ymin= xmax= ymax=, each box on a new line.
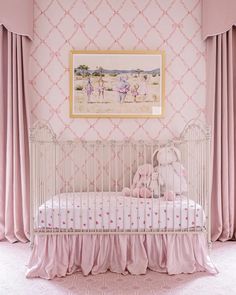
xmin=139 ymin=75 xmax=148 ymax=100
xmin=85 ymin=77 xmax=94 ymax=102
xmin=98 ymin=76 xmax=105 ymax=101
xmin=131 ymin=83 xmax=139 ymax=102
xmin=116 ymin=76 xmax=130 ymax=103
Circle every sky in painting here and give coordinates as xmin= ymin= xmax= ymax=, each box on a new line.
xmin=73 ymin=53 xmax=162 ymax=71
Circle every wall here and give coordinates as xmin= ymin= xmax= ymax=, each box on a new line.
xmin=30 ymin=0 xmax=205 ymax=140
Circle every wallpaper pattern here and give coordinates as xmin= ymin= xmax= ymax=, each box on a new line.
xmin=30 ymin=0 xmax=205 ymax=140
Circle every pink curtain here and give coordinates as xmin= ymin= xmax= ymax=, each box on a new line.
xmin=206 ymin=27 xmax=236 ymax=241
xmin=0 ymin=25 xmax=31 ymax=243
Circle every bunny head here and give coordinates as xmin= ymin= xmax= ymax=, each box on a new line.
xmin=153 ymin=146 xmax=181 ymax=166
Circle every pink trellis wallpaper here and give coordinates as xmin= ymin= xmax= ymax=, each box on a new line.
xmin=29 ymin=0 xmax=205 ymax=140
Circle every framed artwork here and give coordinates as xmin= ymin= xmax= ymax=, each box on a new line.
xmin=69 ymin=50 xmax=165 ymax=118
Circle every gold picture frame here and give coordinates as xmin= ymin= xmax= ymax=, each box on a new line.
xmin=69 ymin=50 xmax=165 ymax=118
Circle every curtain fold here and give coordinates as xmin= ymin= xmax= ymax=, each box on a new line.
xmin=206 ymin=27 xmax=236 ymax=241
xmin=0 ymin=25 xmax=30 ymax=243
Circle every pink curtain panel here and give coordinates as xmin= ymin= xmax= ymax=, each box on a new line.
xmin=206 ymin=27 xmax=236 ymax=241
xmin=0 ymin=0 xmax=33 ymax=242
xmin=203 ymin=0 xmax=236 ymax=241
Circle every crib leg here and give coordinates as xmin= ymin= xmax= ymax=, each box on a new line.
xmin=208 ymin=241 xmax=212 ymax=250
xmin=30 ymin=233 xmax=35 ymax=249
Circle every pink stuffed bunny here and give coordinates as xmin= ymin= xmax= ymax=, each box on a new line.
xmin=122 ymin=164 xmax=153 ymax=198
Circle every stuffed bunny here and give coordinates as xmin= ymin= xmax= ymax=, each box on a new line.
xmin=152 ymin=146 xmax=188 ymax=200
xmin=122 ymin=164 xmax=153 ymax=198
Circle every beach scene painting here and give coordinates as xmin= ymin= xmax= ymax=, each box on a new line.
xmin=69 ymin=51 xmax=165 ymax=118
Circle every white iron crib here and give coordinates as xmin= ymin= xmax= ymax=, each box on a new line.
xmin=29 ymin=121 xmax=211 ymax=248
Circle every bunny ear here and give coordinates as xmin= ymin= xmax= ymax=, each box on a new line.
xmin=159 ymin=174 xmax=165 ymax=186
xmin=152 ymin=148 xmax=159 ymax=167
xmin=132 ymin=168 xmax=140 ymax=186
xmin=172 ymin=147 xmax=181 ymax=161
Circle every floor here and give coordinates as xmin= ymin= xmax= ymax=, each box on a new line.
xmin=0 ymin=241 xmax=235 ymax=295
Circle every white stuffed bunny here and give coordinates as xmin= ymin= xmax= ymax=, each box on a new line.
xmin=152 ymin=146 xmax=188 ymax=199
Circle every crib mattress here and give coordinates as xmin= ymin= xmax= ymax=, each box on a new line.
xmin=36 ymin=192 xmax=205 ymax=231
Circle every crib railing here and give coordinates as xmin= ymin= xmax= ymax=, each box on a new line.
xmin=30 ymin=121 xmax=211 ymax=246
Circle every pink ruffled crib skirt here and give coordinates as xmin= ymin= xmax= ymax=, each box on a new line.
xmin=26 ymin=233 xmax=218 ymax=279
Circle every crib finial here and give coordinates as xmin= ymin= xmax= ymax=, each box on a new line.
xmin=180 ymin=118 xmax=210 ymax=141
xmin=30 ymin=121 xmax=56 ymax=142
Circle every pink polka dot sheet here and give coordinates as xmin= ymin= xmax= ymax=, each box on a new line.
xmin=36 ymin=192 xmax=205 ymax=232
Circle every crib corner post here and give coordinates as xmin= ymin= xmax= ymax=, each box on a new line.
xmin=208 ymin=240 xmax=212 ymax=250
xmin=29 ymin=133 xmax=34 ymax=249
xmin=30 ymin=232 xmax=35 ymax=249
xmin=206 ymin=126 xmax=212 ymax=250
